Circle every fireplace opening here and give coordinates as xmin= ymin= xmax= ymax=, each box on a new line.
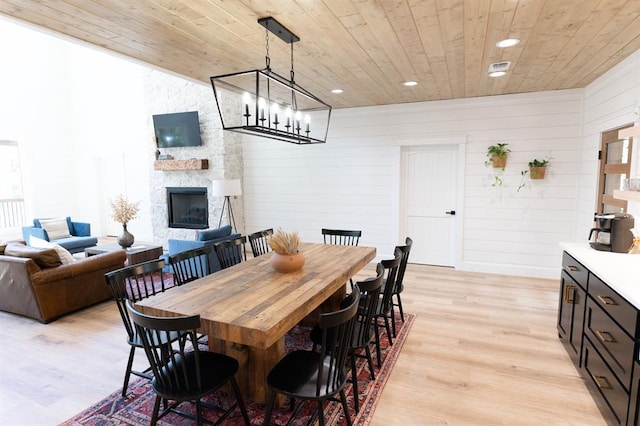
xmin=167 ymin=187 xmax=208 ymax=229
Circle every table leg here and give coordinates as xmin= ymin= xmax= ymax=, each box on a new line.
xmin=208 ymin=335 xmax=285 ymax=405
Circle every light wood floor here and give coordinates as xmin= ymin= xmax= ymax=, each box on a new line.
xmin=0 ymin=262 xmax=605 ymax=425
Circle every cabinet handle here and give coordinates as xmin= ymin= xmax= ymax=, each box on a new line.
xmin=567 ymin=265 xmax=579 ymax=272
xmin=595 ymin=330 xmax=616 ymax=343
xmin=592 ymin=374 xmax=613 ymax=390
xmin=597 ymin=295 xmax=618 ymax=306
xmin=564 ymin=285 xmax=575 ymax=304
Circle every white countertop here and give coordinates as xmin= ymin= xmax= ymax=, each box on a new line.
xmin=560 ymin=242 xmax=640 ymax=309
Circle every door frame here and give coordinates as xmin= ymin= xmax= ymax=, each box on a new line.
xmin=398 ymin=136 xmax=467 ymax=268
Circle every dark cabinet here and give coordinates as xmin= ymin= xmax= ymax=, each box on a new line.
xmin=558 ymin=250 xmax=640 ymax=425
xmin=558 ymin=253 xmax=588 ymax=366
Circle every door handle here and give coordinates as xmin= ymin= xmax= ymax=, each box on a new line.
xmin=445 ymin=210 xmax=456 ymax=215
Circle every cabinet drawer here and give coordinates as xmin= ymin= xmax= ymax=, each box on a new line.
xmin=586 ymin=298 xmax=635 ymax=391
xmin=583 ymin=337 xmax=629 ymax=425
xmin=562 ymin=251 xmax=588 ymax=290
xmin=589 ymin=274 xmax=637 ymax=337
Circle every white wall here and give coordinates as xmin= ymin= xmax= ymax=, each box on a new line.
xmin=243 ymin=90 xmax=584 ymax=278
xmin=581 ymin=49 xmax=640 ymax=236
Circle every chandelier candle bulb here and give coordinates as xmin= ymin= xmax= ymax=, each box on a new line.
xmin=305 ymin=114 xmax=310 ymax=134
xmin=285 ymin=107 xmax=292 ymax=132
xmin=272 ymin=103 xmax=280 ymax=128
xmin=259 ymin=98 xmax=266 ymax=125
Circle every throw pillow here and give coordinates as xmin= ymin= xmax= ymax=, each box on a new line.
xmin=29 ymin=236 xmax=76 ymax=264
xmin=39 ymin=217 xmax=72 ymax=240
xmin=197 ymin=225 xmax=232 ymax=241
xmin=4 ymin=242 xmax=62 ymax=268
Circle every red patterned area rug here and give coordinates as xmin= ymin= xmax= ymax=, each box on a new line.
xmin=61 ymin=313 xmax=414 ymax=425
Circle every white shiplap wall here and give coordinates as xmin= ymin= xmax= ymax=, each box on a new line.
xmin=580 ymin=49 xmax=640 ymax=239
xmin=242 ymin=90 xmax=584 ymax=278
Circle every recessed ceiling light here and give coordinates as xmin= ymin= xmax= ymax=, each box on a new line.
xmin=496 ymin=38 xmax=520 ymax=48
xmin=403 ymin=81 xmax=418 ymax=87
xmin=489 ymin=71 xmax=506 ymax=78
xmin=331 ymin=89 xmax=344 ymax=94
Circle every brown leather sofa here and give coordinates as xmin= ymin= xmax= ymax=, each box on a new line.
xmin=0 ymin=241 xmax=126 ymax=323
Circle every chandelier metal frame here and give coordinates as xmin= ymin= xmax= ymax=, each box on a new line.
xmin=210 ymin=17 xmax=332 ymax=145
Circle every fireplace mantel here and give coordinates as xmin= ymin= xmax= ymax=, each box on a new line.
xmin=154 ymin=159 xmax=209 ymax=171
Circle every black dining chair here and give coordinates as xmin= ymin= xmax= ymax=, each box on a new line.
xmin=104 ymin=258 xmax=175 ymax=397
xmin=125 ymin=300 xmax=250 ymax=426
xmin=387 ymin=237 xmax=413 ymax=324
xmin=168 ymin=245 xmax=216 ymax=286
xmin=309 ymin=263 xmax=384 ymax=413
xmin=248 ymin=228 xmax=273 ymax=257
xmin=373 ymin=248 xmax=402 ymax=368
xmin=322 ymin=228 xmax=362 ymax=287
xmin=214 ymin=235 xmax=247 ymax=269
xmin=322 ymin=228 xmax=362 ymax=246
xmin=264 ymin=286 xmax=361 ymax=426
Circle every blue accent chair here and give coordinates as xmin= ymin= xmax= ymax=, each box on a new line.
xmin=160 ymin=225 xmax=241 ymax=273
xmin=22 ymin=217 xmax=98 ymax=254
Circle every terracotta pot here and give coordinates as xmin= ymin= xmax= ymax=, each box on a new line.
xmin=270 ymin=252 xmax=305 ymax=273
xmin=529 ymin=166 xmax=547 ymax=179
xmin=491 ymin=154 xmax=507 ymax=168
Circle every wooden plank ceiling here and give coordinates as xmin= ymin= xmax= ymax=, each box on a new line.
xmin=1 ymin=0 xmax=640 ymax=109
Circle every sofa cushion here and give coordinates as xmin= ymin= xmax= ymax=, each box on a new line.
xmin=197 ymin=225 xmax=232 ymax=242
xmin=39 ymin=217 xmax=72 ymax=240
xmin=4 ymin=242 xmax=62 ymax=268
xmin=29 ymin=236 xmax=76 ymax=264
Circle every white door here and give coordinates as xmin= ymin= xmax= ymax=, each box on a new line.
xmin=403 ymin=146 xmax=458 ymax=266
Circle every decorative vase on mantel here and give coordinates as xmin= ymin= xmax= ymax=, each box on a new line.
xmin=117 ymin=223 xmax=134 ymax=249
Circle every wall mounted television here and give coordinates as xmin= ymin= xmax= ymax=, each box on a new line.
xmin=153 ymin=111 xmax=202 ymax=148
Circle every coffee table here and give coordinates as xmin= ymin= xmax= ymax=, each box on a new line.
xmin=85 ymin=242 xmax=163 ymax=265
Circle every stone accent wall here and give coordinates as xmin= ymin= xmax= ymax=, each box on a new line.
xmin=144 ymin=69 xmax=244 ymax=243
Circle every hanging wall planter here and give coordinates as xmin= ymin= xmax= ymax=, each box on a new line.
xmin=485 ymin=142 xmax=510 ymax=169
xmin=528 ymin=158 xmax=550 ymax=179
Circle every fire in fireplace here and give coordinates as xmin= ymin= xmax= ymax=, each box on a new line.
xmin=167 ymin=187 xmax=208 ymax=229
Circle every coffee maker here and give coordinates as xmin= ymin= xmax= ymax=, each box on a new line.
xmin=589 ymin=212 xmax=634 ymax=252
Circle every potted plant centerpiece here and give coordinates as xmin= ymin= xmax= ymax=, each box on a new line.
xmin=528 ymin=158 xmax=550 ymax=179
xmin=268 ymin=228 xmax=305 ymax=273
xmin=485 ymin=142 xmax=511 ymax=169
xmin=110 ymin=194 xmax=139 ymax=248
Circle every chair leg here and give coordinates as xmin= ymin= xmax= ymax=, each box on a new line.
xmin=340 ymin=389 xmax=353 ymax=426
xmin=195 ymin=399 xmax=203 ymax=426
xmin=318 ymin=400 xmax=326 ymax=426
xmin=264 ymin=390 xmax=277 ymax=426
xmin=365 ymin=345 xmax=375 ymax=380
xmin=151 ymin=395 xmax=162 ymax=426
xmin=396 ymin=293 xmax=405 ymax=322
xmin=351 ymin=351 xmax=360 ymax=413
xmin=373 ymin=317 xmax=382 ymax=368
xmin=390 ymin=304 xmax=397 ymax=337
xmin=230 ymin=376 xmax=250 ymax=425
xmin=384 ymin=315 xmax=394 ymax=346
xmin=121 ymin=345 xmax=136 ymax=397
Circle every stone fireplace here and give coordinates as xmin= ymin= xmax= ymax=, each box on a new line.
xmin=145 ymin=71 xmax=244 ymax=243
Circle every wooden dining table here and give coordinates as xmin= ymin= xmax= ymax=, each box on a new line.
xmin=136 ymin=242 xmax=376 ymax=403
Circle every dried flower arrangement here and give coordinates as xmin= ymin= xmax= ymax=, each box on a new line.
xmin=109 ymin=194 xmax=139 ymax=225
xmin=268 ymin=228 xmax=300 ymax=255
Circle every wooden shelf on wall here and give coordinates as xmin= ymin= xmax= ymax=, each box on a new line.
xmin=153 ymin=159 xmax=209 ymax=171
xmin=613 ymin=189 xmax=640 ymax=203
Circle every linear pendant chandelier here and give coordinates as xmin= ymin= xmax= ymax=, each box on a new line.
xmin=210 ymin=17 xmax=332 ymax=145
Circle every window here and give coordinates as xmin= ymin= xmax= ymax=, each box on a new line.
xmin=0 ymin=141 xmax=25 ymax=229
xmin=596 ymin=126 xmax=633 ymax=214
